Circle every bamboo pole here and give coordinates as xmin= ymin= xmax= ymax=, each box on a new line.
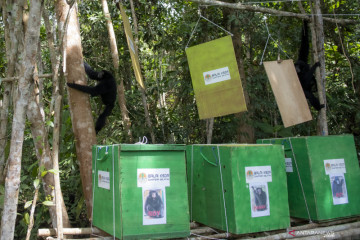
xmin=37 ymin=227 xmax=102 ymax=237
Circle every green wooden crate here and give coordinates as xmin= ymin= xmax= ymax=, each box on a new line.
xmin=92 ymin=144 xmax=190 ymax=239
xmin=186 ymin=144 xmax=290 ymax=234
xmin=257 ymin=135 xmax=360 ymax=221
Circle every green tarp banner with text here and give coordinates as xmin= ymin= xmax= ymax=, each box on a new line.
xmin=186 ymin=36 xmax=247 ymax=119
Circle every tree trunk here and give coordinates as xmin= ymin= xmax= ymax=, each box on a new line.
xmin=55 ymin=0 xmax=96 ymax=219
xmin=206 ymin=118 xmax=214 ymax=144
xmin=0 ymin=0 xmax=24 ymax=183
xmin=26 ymin=95 xmax=71 ymax=228
xmin=0 ymin=0 xmax=43 ymax=239
xmin=223 ymin=3 xmax=255 ymax=143
xmin=43 ymin=6 xmax=61 ymax=116
xmin=101 ymin=0 xmax=133 ymax=142
xmin=310 ymin=0 xmax=328 ymax=136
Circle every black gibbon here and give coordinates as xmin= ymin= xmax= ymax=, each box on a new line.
xmin=67 ymin=62 xmax=117 ymax=134
xmin=294 ymin=21 xmax=324 ymax=111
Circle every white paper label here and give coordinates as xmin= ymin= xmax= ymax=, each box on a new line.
xmin=324 ymin=159 xmax=346 ymax=175
xmin=249 ymin=182 xmax=270 ymax=217
xmin=329 ymin=173 xmax=348 ymax=205
xmin=137 ymin=168 xmax=170 ymax=188
xmin=245 ymin=166 xmax=272 ymax=183
xmin=203 ymin=67 xmax=231 ymax=85
xmin=285 ymin=158 xmax=293 ymax=172
xmin=98 ymin=171 xmax=110 ymax=190
xmin=142 ymin=187 xmax=167 ymax=225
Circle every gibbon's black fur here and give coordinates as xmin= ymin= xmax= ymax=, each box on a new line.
xmin=67 ymin=62 xmax=117 ymax=134
xmin=294 ymin=21 xmax=324 ymax=111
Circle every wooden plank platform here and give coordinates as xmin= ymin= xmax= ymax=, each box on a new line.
xmin=38 ymin=217 xmax=360 ymax=239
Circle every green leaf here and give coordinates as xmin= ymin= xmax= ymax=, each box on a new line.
xmin=33 ymin=179 xmax=40 ymax=189
xmin=24 ymin=201 xmax=33 ymax=209
xmin=42 ymin=201 xmax=55 ymax=206
xmin=41 ymin=171 xmax=48 ymax=177
xmin=48 ymin=169 xmax=60 ymax=175
xmin=24 ymin=212 xmax=30 ymax=225
xmin=46 ymin=120 xmax=54 ymax=128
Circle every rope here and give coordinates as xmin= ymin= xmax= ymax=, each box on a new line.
xmin=260 ymin=18 xmax=290 ymax=65
xmin=185 ymin=12 xmax=233 ymax=49
xmin=135 ymin=136 xmax=148 ymax=144
xmin=91 ymin=146 xmax=116 ymax=239
xmin=190 ymin=145 xmax=229 ymax=239
xmin=200 ymin=146 xmax=219 ymax=167
xmin=112 ymin=146 xmax=116 ymax=240
xmin=190 ymin=145 xmax=194 ymax=221
xmin=288 ymin=138 xmax=312 ymax=223
xmin=217 ymin=146 xmax=229 ymax=237
xmin=91 ymin=146 xmax=99 ymax=236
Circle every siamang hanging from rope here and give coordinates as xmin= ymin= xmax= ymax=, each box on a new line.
xmin=67 ymin=62 xmax=117 ymax=134
xmin=294 ymin=20 xmax=324 ymax=111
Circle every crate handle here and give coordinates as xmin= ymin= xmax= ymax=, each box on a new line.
xmin=200 ymin=146 xmax=218 ymax=167
xmin=281 ymin=139 xmax=292 ymax=151
xmin=96 ymin=146 xmax=109 ymax=161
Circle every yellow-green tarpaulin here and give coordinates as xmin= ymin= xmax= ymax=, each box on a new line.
xmin=119 ymin=3 xmax=145 ymax=89
xmin=186 ymin=36 xmax=247 ymax=119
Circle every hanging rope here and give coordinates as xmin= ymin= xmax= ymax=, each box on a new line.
xmin=186 ymin=10 xmax=233 ymax=49
xmin=288 ymin=138 xmax=312 ymax=223
xmin=260 ymin=18 xmax=291 ymax=65
xmin=190 ymin=145 xmax=229 ymax=239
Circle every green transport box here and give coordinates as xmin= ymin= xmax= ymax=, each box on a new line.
xmin=257 ymin=135 xmax=360 ymax=221
xmin=186 ymin=144 xmax=290 ymax=234
xmin=92 ymin=144 xmax=190 ymax=239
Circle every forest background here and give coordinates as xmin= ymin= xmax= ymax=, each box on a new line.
xmin=0 ymin=0 xmax=359 ymax=239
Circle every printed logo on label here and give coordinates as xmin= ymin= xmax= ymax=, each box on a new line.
xmin=137 ymin=168 xmax=170 ymax=188
xmin=325 ymin=163 xmax=331 ymax=171
xmin=246 ymin=170 xmax=254 ymax=180
xmin=203 ymin=67 xmax=231 ymax=85
xmin=324 ymin=159 xmax=346 ymax=175
xmin=138 ymin=172 xmax=147 ymax=183
xmin=98 ymin=170 xmax=110 ymax=190
xmin=245 ymin=166 xmax=272 ymax=183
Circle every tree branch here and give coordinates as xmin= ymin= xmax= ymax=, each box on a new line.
xmin=188 ymin=0 xmax=358 ymax=25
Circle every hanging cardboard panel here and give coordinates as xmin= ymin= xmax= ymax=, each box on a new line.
xmin=185 ymin=36 xmax=247 ymax=119
xmin=263 ymin=60 xmax=312 ymax=127
xmin=119 ymin=3 xmax=145 ymax=89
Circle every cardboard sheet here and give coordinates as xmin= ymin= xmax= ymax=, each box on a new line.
xmin=263 ymin=60 xmax=312 ymax=127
